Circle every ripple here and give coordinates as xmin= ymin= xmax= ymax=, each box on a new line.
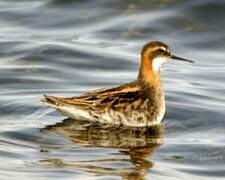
xmin=0 ymin=0 xmax=224 ymax=179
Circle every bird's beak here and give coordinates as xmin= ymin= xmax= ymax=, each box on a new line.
xmin=171 ymin=55 xmax=194 ymax=63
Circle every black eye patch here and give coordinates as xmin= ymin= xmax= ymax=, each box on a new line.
xmin=148 ymin=49 xmax=168 ymax=59
xmin=158 ymin=49 xmax=165 ymax=53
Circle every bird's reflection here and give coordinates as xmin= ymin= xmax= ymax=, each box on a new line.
xmin=41 ymin=118 xmax=164 ymax=179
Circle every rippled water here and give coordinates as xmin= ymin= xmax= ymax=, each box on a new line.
xmin=0 ymin=0 xmax=225 ymax=179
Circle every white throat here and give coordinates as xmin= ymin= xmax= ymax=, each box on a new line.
xmin=152 ymin=57 xmax=167 ymax=73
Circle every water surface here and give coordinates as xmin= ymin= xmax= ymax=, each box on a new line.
xmin=0 ymin=0 xmax=225 ymax=179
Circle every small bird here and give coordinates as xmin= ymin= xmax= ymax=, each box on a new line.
xmin=42 ymin=41 xmax=193 ymax=127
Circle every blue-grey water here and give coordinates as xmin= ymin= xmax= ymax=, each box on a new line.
xmin=0 ymin=0 xmax=225 ymax=179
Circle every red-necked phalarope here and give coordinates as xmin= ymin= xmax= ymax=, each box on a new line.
xmin=42 ymin=41 xmax=193 ymax=127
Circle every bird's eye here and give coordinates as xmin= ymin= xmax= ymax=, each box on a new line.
xmin=158 ymin=49 xmax=165 ymax=53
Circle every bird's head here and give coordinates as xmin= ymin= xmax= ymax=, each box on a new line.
xmin=141 ymin=41 xmax=193 ymax=73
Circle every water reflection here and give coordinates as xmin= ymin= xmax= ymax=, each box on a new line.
xmin=41 ymin=119 xmax=164 ymax=179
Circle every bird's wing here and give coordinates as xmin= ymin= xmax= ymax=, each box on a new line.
xmin=42 ymin=81 xmax=146 ymax=111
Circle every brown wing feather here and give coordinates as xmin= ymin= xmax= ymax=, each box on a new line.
xmin=55 ymin=81 xmax=146 ymax=111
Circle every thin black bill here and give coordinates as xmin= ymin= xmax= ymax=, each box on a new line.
xmin=171 ymin=55 xmax=194 ymax=63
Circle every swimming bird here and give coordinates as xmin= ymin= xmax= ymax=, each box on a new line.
xmin=42 ymin=41 xmax=193 ymax=127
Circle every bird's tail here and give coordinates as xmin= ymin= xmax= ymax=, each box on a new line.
xmin=41 ymin=95 xmax=62 ymax=108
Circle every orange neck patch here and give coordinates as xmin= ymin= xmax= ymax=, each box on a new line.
xmin=138 ymin=54 xmax=161 ymax=89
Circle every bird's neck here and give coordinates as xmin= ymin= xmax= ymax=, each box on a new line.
xmin=138 ymin=55 xmax=162 ymax=90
